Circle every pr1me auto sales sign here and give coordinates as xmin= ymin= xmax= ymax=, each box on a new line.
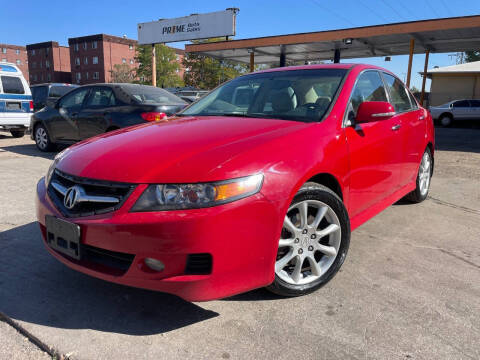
xmin=138 ymin=9 xmax=237 ymax=44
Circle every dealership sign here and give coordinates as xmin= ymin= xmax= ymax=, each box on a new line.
xmin=138 ymin=9 xmax=237 ymax=44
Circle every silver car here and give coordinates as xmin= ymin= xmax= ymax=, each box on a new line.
xmin=429 ymin=99 xmax=480 ymax=126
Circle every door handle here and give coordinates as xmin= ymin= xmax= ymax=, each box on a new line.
xmin=391 ymin=124 xmax=401 ymax=131
xmin=419 ymin=115 xmax=425 ymax=120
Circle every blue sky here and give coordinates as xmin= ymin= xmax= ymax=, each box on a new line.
xmin=2 ymin=0 xmax=479 ymax=89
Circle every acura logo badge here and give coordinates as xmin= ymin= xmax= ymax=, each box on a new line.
xmin=64 ymin=185 xmax=83 ymax=209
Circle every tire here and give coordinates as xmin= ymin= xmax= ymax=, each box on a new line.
xmin=34 ymin=124 xmax=55 ymax=152
xmin=406 ymin=148 xmax=433 ymax=203
xmin=267 ymin=182 xmax=350 ymax=297
xmin=10 ymin=130 xmax=25 ymax=138
xmin=439 ymin=114 xmax=452 ymax=127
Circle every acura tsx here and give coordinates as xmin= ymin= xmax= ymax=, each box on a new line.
xmin=36 ymin=64 xmax=434 ymax=301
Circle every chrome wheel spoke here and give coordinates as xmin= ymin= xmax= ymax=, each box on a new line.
xmin=291 ymin=256 xmax=303 ymax=283
xmin=298 ymin=201 xmax=308 ymax=228
xmin=316 ymin=243 xmax=337 ymax=257
xmin=275 ymin=250 xmax=295 ymax=272
xmin=316 ymin=223 xmax=340 ymax=238
xmin=279 ymin=238 xmax=294 ymax=247
xmin=284 ymin=216 xmax=298 ymax=234
xmin=311 ymin=206 xmax=327 ymax=229
xmin=307 ymin=255 xmax=322 ymax=276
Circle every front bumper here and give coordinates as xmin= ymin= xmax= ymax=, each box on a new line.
xmin=36 ymin=178 xmax=281 ymax=301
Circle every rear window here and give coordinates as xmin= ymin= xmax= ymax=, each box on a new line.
xmin=32 ymin=86 xmax=48 ymax=102
xmin=123 ymin=85 xmax=186 ymax=105
xmin=49 ymin=85 xmax=75 ymax=98
xmin=1 ymin=76 xmax=25 ymax=94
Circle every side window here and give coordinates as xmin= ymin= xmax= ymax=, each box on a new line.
xmin=452 ymin=100 xmax=470 ymax=108
xmin=85 ymin=88 xmax=117 ymax=107
xmin=348 ymin=71 xmax=388 ymax=118
xmin=1 ymin=76 xmax=25 ymax=94
xmin=382 ymin=73 xmax=413 ymax=113
xmin=407 ymin=91 xmax=418 ymax=109
xmin=59 ymin=88 xmax=90 ymax=109
xmin=469 ymin=100 xmax=480 ymax=108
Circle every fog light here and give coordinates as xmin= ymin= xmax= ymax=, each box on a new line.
xmin=144 ymin=258 xmax=165 ymax=272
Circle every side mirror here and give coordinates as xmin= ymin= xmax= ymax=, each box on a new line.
xmin=356 ymin=101 xmax=395 ymax=123
xmin=46 ymin=98 xmax=57 ymax=108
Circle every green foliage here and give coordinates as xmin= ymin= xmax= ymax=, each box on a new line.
xmin=183 ymin=38 xmax=249 ymax=90
xmin=109 ymin=64 xmax=136 ymax=83
xmin=464 ymin=51 xmax=480 ymax=63
xmin=135 ymin=44 xmax=184 ymax=87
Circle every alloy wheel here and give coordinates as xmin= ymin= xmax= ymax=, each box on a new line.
xmin=275 ymin=200 xmax=341 ymax=285
xmin=35 ymin=127 xmax=48 ymax=150
xmin=419 ymin=151 xmax=431 ymax=196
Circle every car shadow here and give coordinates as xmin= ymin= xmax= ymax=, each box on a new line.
xmin=0 ymin=141 xmax=67 ymax=160
xmin=434 ymin=126 xmax=480 ymax=154
xmin=0 ymin=222 xmax=218 ymax=336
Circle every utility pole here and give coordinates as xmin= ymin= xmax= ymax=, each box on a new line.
xmin=152 ymin=44 xmax=156 ymax=87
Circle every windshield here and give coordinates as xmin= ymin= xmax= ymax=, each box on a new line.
xmin=180 ymin=69 xmax=347 ymax=122
xmin=123 ymin=85 xmax=186 ymax=105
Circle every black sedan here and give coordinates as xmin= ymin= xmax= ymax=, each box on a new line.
xmin=30 ymin=83 xmax=187 ymax=151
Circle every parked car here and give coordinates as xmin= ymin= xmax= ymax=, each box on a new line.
xmin=0 ymin=63 xmax=33 ymax=138
xmin=176 ymin=89 xmax=209 ymax=103
xmin=30 ymin=83 xmax=187 ymax=151
xmin=429 ymin=99 xmax=480 ymax=126
xmin=31 ymin=83 xmax=79 ymax=112
xmin=36 ymin=64 xmax=434 ymax=301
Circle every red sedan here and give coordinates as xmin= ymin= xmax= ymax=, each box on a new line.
xmin=36 ymin=64 xmax=434 ymax=301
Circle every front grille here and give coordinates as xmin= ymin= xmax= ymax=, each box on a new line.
xmin=82 ymin=244 xmax=135 ymax=275
xmin=185 ymin=253 xmax=213 ymax=275
xmin=48 ymin=169 xmax=135 ymax=217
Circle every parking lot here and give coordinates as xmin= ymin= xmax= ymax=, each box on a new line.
xmin=0 ymin=126 xmax=479 ymax=360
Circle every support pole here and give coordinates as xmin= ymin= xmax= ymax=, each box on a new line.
xmin=333 ymin=49 xmax=341 ymax=63
xmin=279 ymin=52 xmax=286 ymax=67
xmin=151 ymin=44 xmax=156 ymax=87
xmin=250 ymin=52 xmax=255 ymax=73
xmin=406 ymin=38 xmax=415 ymax=88
xmin=420 ymin=49 xmax=430 ymax=106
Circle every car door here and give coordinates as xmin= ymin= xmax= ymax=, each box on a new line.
xmin=451 ymin=100 xmax=471 ymax=120
xmin=77 ymin=87 xmax=118 ymax=139
xmin=344 ymin=70 xmax=405 ymax=218
xmin=49 ymin=87 xmax=90 ymax=141
xmin=382 ymin=72 xmax=423 ymax=186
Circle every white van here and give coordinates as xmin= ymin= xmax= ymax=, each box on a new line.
xmin=0 ymin=63 xmax=33 ymax=138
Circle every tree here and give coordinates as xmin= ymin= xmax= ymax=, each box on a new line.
xmin=464 ymin=51 xmax=480 ymax=63
xmin=109 ymin=64 xmax=136 ymax=83
xmin=182 ymin=38 xmax=249 ymax=90
xmin=135 ymin=44 xmax=184 ymax=87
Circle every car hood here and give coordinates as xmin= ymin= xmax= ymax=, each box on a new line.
xmin=56 ymin=115 xmax=310 ymax=183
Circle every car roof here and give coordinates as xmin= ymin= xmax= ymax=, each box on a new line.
xmin=249 ymin=63 xmax=394 ymax=76
xmin=31 ymin=83 xmax=79 ymax=87
xmin=0 ymin=63 xmax=23 ymax=75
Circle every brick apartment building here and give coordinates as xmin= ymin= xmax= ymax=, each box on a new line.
xmin=68 ymin=34 xmax=138 ymax=85
xmin=0 ymin=44 xmax=28 ymax=79
xmin=172 ymin=47 xmax=185 ymax=79
xmin=26 ymin=41 xmax=71 ymax=85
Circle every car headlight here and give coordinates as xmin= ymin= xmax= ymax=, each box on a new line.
xmin=45 ymin=148 xmax=70 ymax=187
xmin=131 ymin=174 xmax=264 ymax=211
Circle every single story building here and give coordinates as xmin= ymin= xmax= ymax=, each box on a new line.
xmin=426 ymin=60 xmax=480 ymax=106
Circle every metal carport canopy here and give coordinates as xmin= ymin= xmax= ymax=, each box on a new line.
xmin=185 ymin=15 xmax=480 ymax=63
